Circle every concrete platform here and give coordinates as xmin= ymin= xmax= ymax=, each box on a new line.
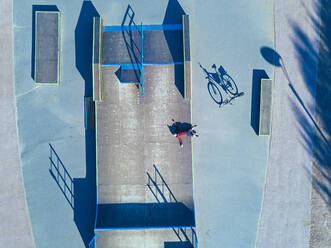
xmin=0 ymin=0 xmax=35 ymax=247
xmin=95 ymin=64 xmax=193 ymax=240
xmin=102 ymin=29 xmax=183 ymax=65
xmin=102 ymin=30 xmax=142 ymax=65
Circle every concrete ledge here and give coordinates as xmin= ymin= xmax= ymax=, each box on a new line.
xmin=34 ymin=11 xmax=61 ymax=84
xmin=93 ymin=17 xmax=103 ymax=101
xmin=182 ymin=15 xmax=191 ymax=100
xmin=258 ymin=79 xmax=273 ymax=136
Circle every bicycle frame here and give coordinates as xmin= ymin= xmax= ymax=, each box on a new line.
xmin=202 ymin=65 xmax=229 ymax=93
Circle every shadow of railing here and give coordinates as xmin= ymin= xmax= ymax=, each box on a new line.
xmin=49 ymin=140 xmax=96 ymax=248
xmin=49 ymin=143 xmax=74 ymax=209
xmin=121 ymin=5 xmax=142 ymax=85
xmin=171 ymin=227 xmax=198 ymax=248
xmin=147 ymin=164 xmax=197 ymax=248
xmin=147 ymin=165 xmax=177 ymax=203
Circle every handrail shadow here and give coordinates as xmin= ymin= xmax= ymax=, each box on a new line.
xmin=49 ymin=144 xmax=74 ymax=209
xmin=121 ymin=5 xmax=142 ymax=85
xmin=49 ymin=140 xmax=96 ymax=248
xmin=147 ymin=164 xmax=197 ymax=248
xmin=147 ymin=164 xmax=178 ymax=203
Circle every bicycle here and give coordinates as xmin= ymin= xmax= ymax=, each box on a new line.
xmin=199 ymin=63 xmax=239 ymax=105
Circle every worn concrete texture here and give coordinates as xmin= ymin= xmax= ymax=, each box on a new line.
xmin=96 ymin=64 xmax=193 ymax=233
xmin=12 ymin=0 xmax=193 ymax=247
xmin=256 ymin=0 xmax=320 ymax=247
xmin=9 ymin=0 xmax=326 ymax=247
xmin=0 ymin=0 xmax=35 ymax=247
xmin=13 ymin=1 xmax=95 ymax=247
xmin=35 ymin=12 xmax=59 ymax=84
xmin=309 ymin=0 xmax=331 ymax=247
xmin=95 ymin=228 xmax=195 ymax=248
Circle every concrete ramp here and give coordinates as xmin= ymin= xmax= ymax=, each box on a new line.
xmin=95 ymin=65 xmax=193 ymax=245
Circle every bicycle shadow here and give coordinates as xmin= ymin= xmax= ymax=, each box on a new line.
xmin=199 ymin=63 xmax=243 ymax=107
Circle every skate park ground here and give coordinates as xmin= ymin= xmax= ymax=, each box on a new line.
xmin=3 ymin=0 xmax=327 ymax=247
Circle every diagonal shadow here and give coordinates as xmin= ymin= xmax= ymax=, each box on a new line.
xmin=147 ymin=164 xmax=197 ymax=248
xmin=75 ymin=0 xmax=99 ymax=97
xmin=49 ymin=3 xmax=99 ymax=247
xmin=260 ymin=0 xmax=331 ymax=244
xmin=163 ymin=0 xmax=186 ymax=97
xmin=49 ymin=140 xmax=96 ymax=248
xmin=121 ymin=5 xmax=142 ymax=85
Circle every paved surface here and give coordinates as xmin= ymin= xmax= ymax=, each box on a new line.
xmin=96 ymin=228 xmax=195 ymax=248
xmin=13 ymin=1 xmax=96 ymax=247
xmin=102 ymin=29 xmax=183 ymax=65
xmin=96 ymin=64 xmax=193 ymax=243
xmin=12 ymin=1 xmax=189 ymax=247
xmin=0 ymin=0 xmax=35 ymax=247
xmin=8 ymin=0 xmax=326 ymax=247
xmin=310 ymin=0 xmax=331 ymax=247
xmin=35 ymin=12 xmax=60 ymax=83
xmin=256 ymin=0 xmax=320 ymax=247
xmin=191 ymin=0 xmax=273 ymax=247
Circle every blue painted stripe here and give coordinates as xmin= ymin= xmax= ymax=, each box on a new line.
xmin=102 ymin=62 xmax=184 ymax=67
xmin=120 ymin=82 xmax=140 ymax=84
xmin=103 ymin=24 xmax=182 ymax=32
xmin=143 ymin=62 xmax=184 ymax=65
xmin=101 ymin=63 xmax=122 ymax=67
xmin=143 ymin=24 xmax=182 ymax=30
xmin=121 ymin=63 xmax=141 ymax=70
xmin=95 ymin=225 xmax=196 ymax=231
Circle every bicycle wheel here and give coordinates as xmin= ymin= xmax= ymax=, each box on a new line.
xmin=223 ymin=74 xmax=238 ymax=95
xmin=207 ymin=81 xmax=223 ymax=105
